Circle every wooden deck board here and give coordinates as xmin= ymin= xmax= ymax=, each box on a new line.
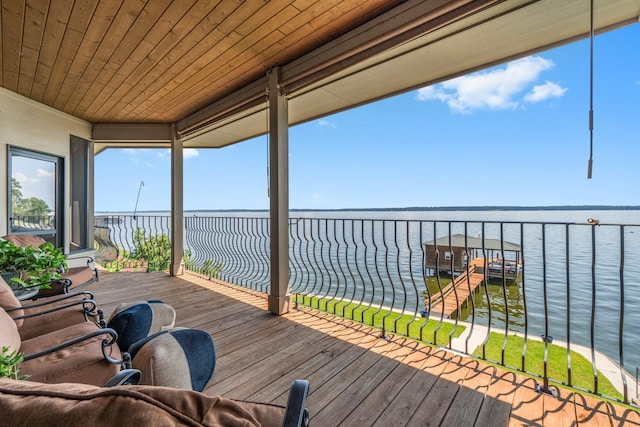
xmin=87 ymin=271 xmax=639 ymax=426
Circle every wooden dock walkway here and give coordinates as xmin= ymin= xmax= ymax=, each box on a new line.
xmin=427 ymin=259 xmax=485 ymax=318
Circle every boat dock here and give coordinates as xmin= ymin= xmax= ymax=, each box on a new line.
xmin=425 ymin=259 xmax=485 ymax=318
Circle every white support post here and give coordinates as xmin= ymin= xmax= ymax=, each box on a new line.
xmin=170 ymin=123 xmax=185 ymax=276
xmin=267 ymin=66 xmax=291 ymax=315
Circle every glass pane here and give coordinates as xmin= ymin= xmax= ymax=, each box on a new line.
xmin=10 ymin=153 xmax=57 ymax=241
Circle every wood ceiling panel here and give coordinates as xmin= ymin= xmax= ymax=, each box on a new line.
xmin=53 ymin=0 xmax=124 ymax=111
xmin=235 ymin=0 xmax=291 ymax=37
xmin=137 ymin=5 xmax=300 ymax=121
xmin=95 ymin=0 xmax=250 ymax=122
xmin=41 ymin=0 xmax=99 ymax=106
xmin=78 ymin=0 xmax=201 ymax=120
xmin=130 ymin=0 xmax=401 ymax=123
xmin=17 ymin=0 xmax=47 ymax=95
xmin=117 ymin=0 xmax=263 ymax=122
xmin=29 ymin=1 xmax=74 ymax=101
xmin=1 ymin=0 xmax=407 ymax=123
xmin=4 ymin=0 xmax=557 ymax=130
xmin=64 ymin=0 xmax=172 ymax=115
xmin=1 ymin=0 xmax=25 ymax=92
xmin=52 ymin=0 xmax=145 ymax=111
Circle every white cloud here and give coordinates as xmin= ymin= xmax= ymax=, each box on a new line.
xmin=416 ymin=56 xmax=566 ymax=113
xmin=318 ymin=119 xmax=337 ymax=129
xmin=524 ymin=81 xmax=567 ymax=103
xmin=12 ymin=171 xmax=28 ymax=183
xmin=36 ymin=168 xmax=54 ymax=178
xmin=159 ymin=148 xmax=199 ymax=159
xmin=183 ymin=148 xmax=199 ymax=159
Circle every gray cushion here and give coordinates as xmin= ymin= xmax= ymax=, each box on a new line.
xmin=129 ymin=328 xmax=216 ymax=392
xmin=107 ymin=301 xmax=176 ymax=351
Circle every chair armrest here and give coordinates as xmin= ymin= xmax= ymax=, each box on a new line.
xmin=10 ymin=299 xmax=98 ymax=321
xmin=23 ymin=327 xmax=126 ymax=367
xmin=64 ymin=254 xmax=96 ymax=268
xmin=102 ymin=369 xmax=141 ymax=387
xmin=282 ymin=380 xmax=310 ymax=427
xmin=8 ymin=290 xmax=95 ymax=310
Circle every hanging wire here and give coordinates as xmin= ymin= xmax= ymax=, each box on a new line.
xmin=133 ymin=180 xmax=144 ymax=220
xmin=265 ymin=89 xmax=270 ymax=197
xmin=587 ymin=0 xmax=594 ymax=179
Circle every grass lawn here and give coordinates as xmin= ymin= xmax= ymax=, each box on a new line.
xmin=475 ymin=332 xmax=622 ymax=400
xmin=294 ymin=292 xmax=624 ymax=402
xmin=294 ymin=294 xmax=465 ymax=347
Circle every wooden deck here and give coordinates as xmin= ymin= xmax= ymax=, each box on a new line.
xmin=89 ymin=270 xmax=640 ymax=426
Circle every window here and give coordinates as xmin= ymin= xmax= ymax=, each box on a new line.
xmin=70 ymin=136 xmax=92 ymax=252
xmin=8 ymin=147 xmax=64 ymax=247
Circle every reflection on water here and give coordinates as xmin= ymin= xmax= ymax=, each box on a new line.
xmin=454 ymin=281 xmax=526 ymax=331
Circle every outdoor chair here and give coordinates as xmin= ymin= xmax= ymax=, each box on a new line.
xmin=0 ymin=276 xmax=103 ymax=340
xmin=0 ymin=378 xmax=310 ymax=427
xmin=0 ymin=305 xmax=134 ymax=386
xmin=2 ymin=234 xmax=98 ymax=297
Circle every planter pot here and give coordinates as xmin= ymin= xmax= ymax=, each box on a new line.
xmin=1 ymin=271 xmax=38 ymax=300
xmin=1 ymin=271 xmax=20 ymax=287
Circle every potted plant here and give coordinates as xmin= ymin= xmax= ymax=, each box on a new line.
xmin=0 ymin=239 xmax=67 ymax=292
xmin=0 ymin=239 xmax=23 ymax=283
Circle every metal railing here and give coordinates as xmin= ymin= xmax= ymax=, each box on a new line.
xmin=94 ymin=213 xmax=640 ymax=405
xmin=94 ymin=215 xmax=172 ymax=272
xmin=9 ymin=215 xmax=55 ymax=231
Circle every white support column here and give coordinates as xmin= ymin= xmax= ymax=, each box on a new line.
xmin=170 ymin=123 xmax=185 ymax=276
xmin=267 ymin=66 xmax=291 ymax=315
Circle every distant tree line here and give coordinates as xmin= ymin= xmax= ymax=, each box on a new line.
xmin=11 ymin=178 xmax=51 ymax=218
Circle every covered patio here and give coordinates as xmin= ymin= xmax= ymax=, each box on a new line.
xmin=2 ymin=0 xmax=640 ymax=316
xmin=91 ymin=270 xmax=640 ymax=426
xmin=2 ymin=0 xmax=640 ymax=423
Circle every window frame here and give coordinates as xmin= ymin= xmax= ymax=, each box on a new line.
xmin=7 ymin=146 xmax=65 ymax=248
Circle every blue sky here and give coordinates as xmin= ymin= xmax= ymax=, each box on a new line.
xmin=95 ymin=23 xmax=640 ymax=212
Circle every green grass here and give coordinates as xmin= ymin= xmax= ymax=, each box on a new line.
xmin=294 ymin=294 xmax=465 ymax=347
xmin=475 ymin=332 xmax=622 ymax=400
xmin=425 ymin=276 xmax=452 ymax=296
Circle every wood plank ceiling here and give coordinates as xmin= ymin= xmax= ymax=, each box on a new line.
xmin=0 ymin=0 xmax=404 ymax=124
xmin=2 ymin=0 xmax=639 ymax=150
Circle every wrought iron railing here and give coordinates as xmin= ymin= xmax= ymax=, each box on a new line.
xmin=94 ymin=213 xmax=640 ymax=406
xmin=94 ymin=215 xmax=172 ymax=272
xmin=9 ymin=215 xmax=55 ymax=231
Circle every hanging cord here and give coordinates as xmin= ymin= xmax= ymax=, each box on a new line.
xmin=265 ymin=89 xmax=270 ymax=197
xmin=587 ymin=0 xmax=594 ymax=179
